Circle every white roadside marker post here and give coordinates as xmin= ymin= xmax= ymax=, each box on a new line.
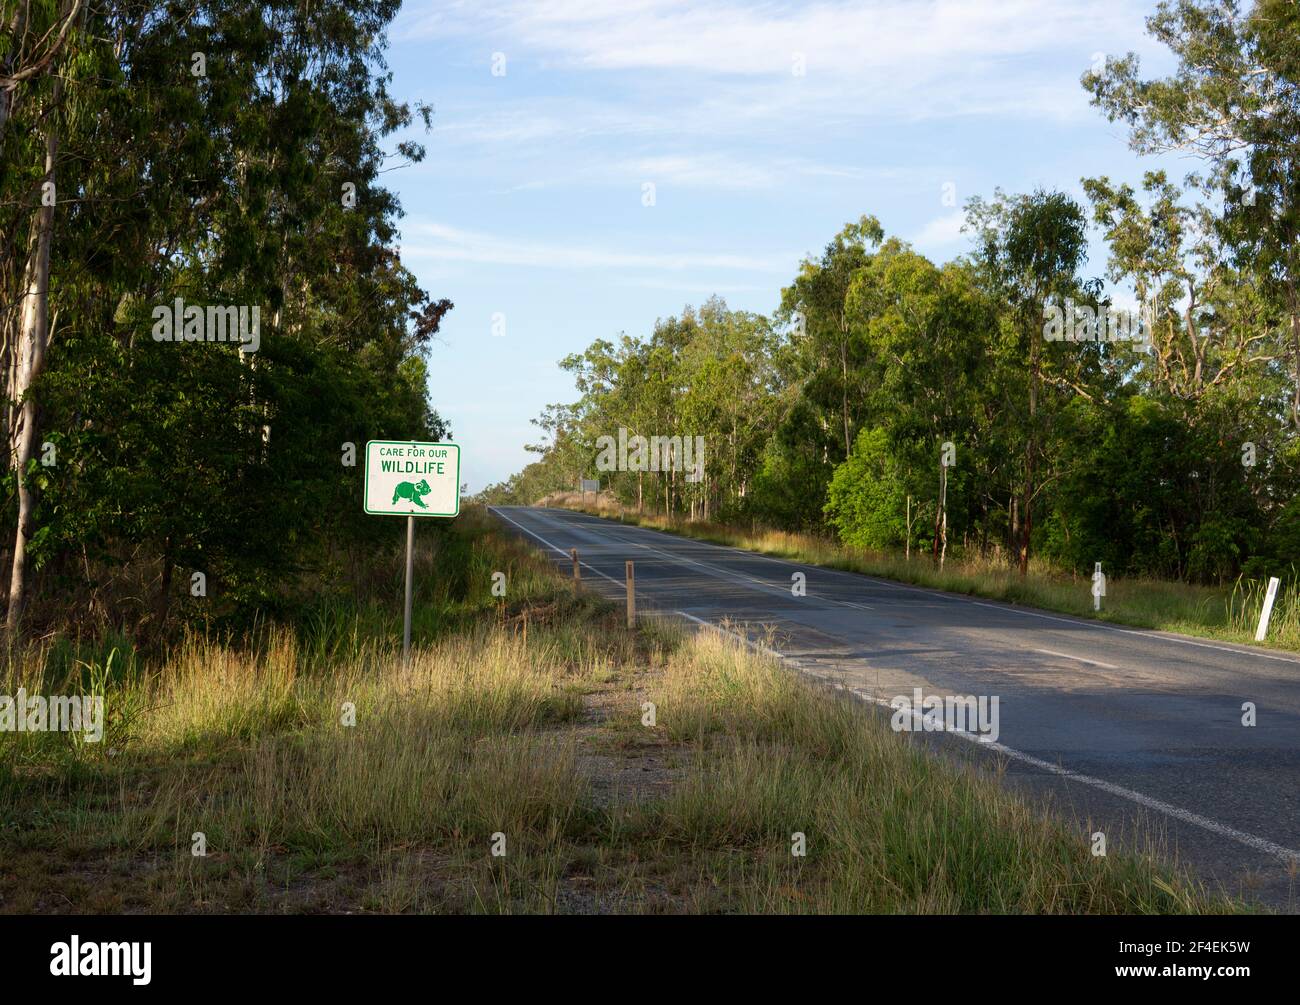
xmin=1092 ymin=562 xmax=1105 ymax=612
xmin=1255 ymin=576 xmax=1281 ymax=642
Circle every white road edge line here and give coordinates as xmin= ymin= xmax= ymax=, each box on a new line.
xmin=488 ymin=506 xmax=625 ymax=589
xmin=675 ymin=610 xmax=1300 ymax=866
xmin=1032 ymin=648 xmax=1119 ymax=670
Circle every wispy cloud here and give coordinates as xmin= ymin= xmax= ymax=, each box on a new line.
xmin=414 ymin=117 xmax=919 ymax=193
xmin=402 ymin=222 xmax=794 ymax=273
xmin=398 ymin=0 xmax=1154 ymax=125
xmin=912 ymin=211 xmax=969 ymax=247
xmin=400 ymin=0 xmax=1128 ymax=71
xmin=613 ymin=277 xmax=774 ymax=294
xmin=609 ymin=153 xmax=906 ymax=191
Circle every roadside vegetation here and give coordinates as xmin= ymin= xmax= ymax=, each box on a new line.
xmin=533 ymin=491 xmax=1300 ymax=654
xmin=1 ymin=507 xmax=1258 ymax=914
xmin=1 ymin=1 xmax=452 ymax=643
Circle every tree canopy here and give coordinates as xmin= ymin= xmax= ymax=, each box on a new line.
xmin=1 ymin=0 xmax=450 ymax=637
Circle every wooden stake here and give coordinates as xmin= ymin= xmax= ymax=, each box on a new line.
xmin=625 ymin=560 xmax=636 ymax=628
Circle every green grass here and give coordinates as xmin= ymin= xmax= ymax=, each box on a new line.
xmin=537 ymin=491 xmax=1300 ymax=653
xmin=0 ymin=505 xmax=1261 ymax=913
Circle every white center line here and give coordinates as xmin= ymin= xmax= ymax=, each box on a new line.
xmin=1032 ymin=648 xmax=1118 ymax=669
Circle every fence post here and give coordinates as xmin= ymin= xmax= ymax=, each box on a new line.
xmin=570 ymin=548 xmax=581 ymax=591
xmin=626 ymin=560 xmax=636 ymax=628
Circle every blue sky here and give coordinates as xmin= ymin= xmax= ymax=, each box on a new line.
xmin=380 ymin=0 xmax=1183 ymax=491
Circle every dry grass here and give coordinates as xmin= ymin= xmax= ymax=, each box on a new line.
xmin=628 ymin=630 xmax=1234 ymax=912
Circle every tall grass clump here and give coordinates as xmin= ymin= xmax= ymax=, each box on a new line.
xmin=626 ymin=629 xmax=1240 ymax=914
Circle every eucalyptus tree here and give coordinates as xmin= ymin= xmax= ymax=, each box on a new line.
xmin=1084 ymin=0 xmax=1300 ymax=428
xmin=966 ymin=189 xmax=1090 ymax=575
xmin=1082 ymin=171 xmax=1279 ymax=405
xmin=844 ymin=243 xmax=1000 ymax=558
xmin=779 ymin=215 xmax=884 ymax=462
xmin=0 ymin=0 xmax=452 ymax=636
xmin=676 ymin=300 xmax=779 ymax=519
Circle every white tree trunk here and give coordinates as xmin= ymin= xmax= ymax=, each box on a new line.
xmin=6 ymin=87 xmax=59 ymax=633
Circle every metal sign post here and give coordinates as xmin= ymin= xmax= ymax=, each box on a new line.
xmin=403 ymin=515 xmax=415 ymax=661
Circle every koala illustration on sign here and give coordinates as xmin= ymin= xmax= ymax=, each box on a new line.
xmin=392 ymin=479 xmax=432 ymax=508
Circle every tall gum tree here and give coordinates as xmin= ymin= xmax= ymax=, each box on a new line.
xmin=5 ymin=0 xmax=84 ymax=633
xmin=1084 ymin=0 xmax=1300 ymax=428
xmin=967 ymin=189 xmax=1090 ymax=576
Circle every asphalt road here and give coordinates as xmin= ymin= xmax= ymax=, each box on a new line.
xmin=490 ymin=504 xmax=1300 ymax=910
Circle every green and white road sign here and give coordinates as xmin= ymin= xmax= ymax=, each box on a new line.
xmin=364 ymin=440 xmax=460 ymax=517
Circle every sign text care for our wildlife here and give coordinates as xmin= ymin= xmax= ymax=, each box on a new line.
xmin=364 ymin=441 xmax=460 ymax=517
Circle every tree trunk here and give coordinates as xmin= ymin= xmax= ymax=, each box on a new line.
xmin=840 ymin=331 xmax=851 ymax=457
xmin=1020 ymin=317 xmax=1039 ymax=577
xmin=1289 ymin=288 xmax=1300 ymax=432
xmin=1019 ymin=456 xmax=1034 ymax=577
xmin=906 ymin=495 xmax=911 ymax=561
xmin=6 ymin=77 xmax=60 ymax=634
xmin=1010 ymin=494 xmax=1018 ymax=561
xmin=933 ymin=462 xmax=949 ymax=568
xmin=154 ymin=540 xmax=174 ymax=633
xmin=0 ymin=5 xmax=24 ymax=151
xmin=931 ymin=473 xmax=942 ymax=561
